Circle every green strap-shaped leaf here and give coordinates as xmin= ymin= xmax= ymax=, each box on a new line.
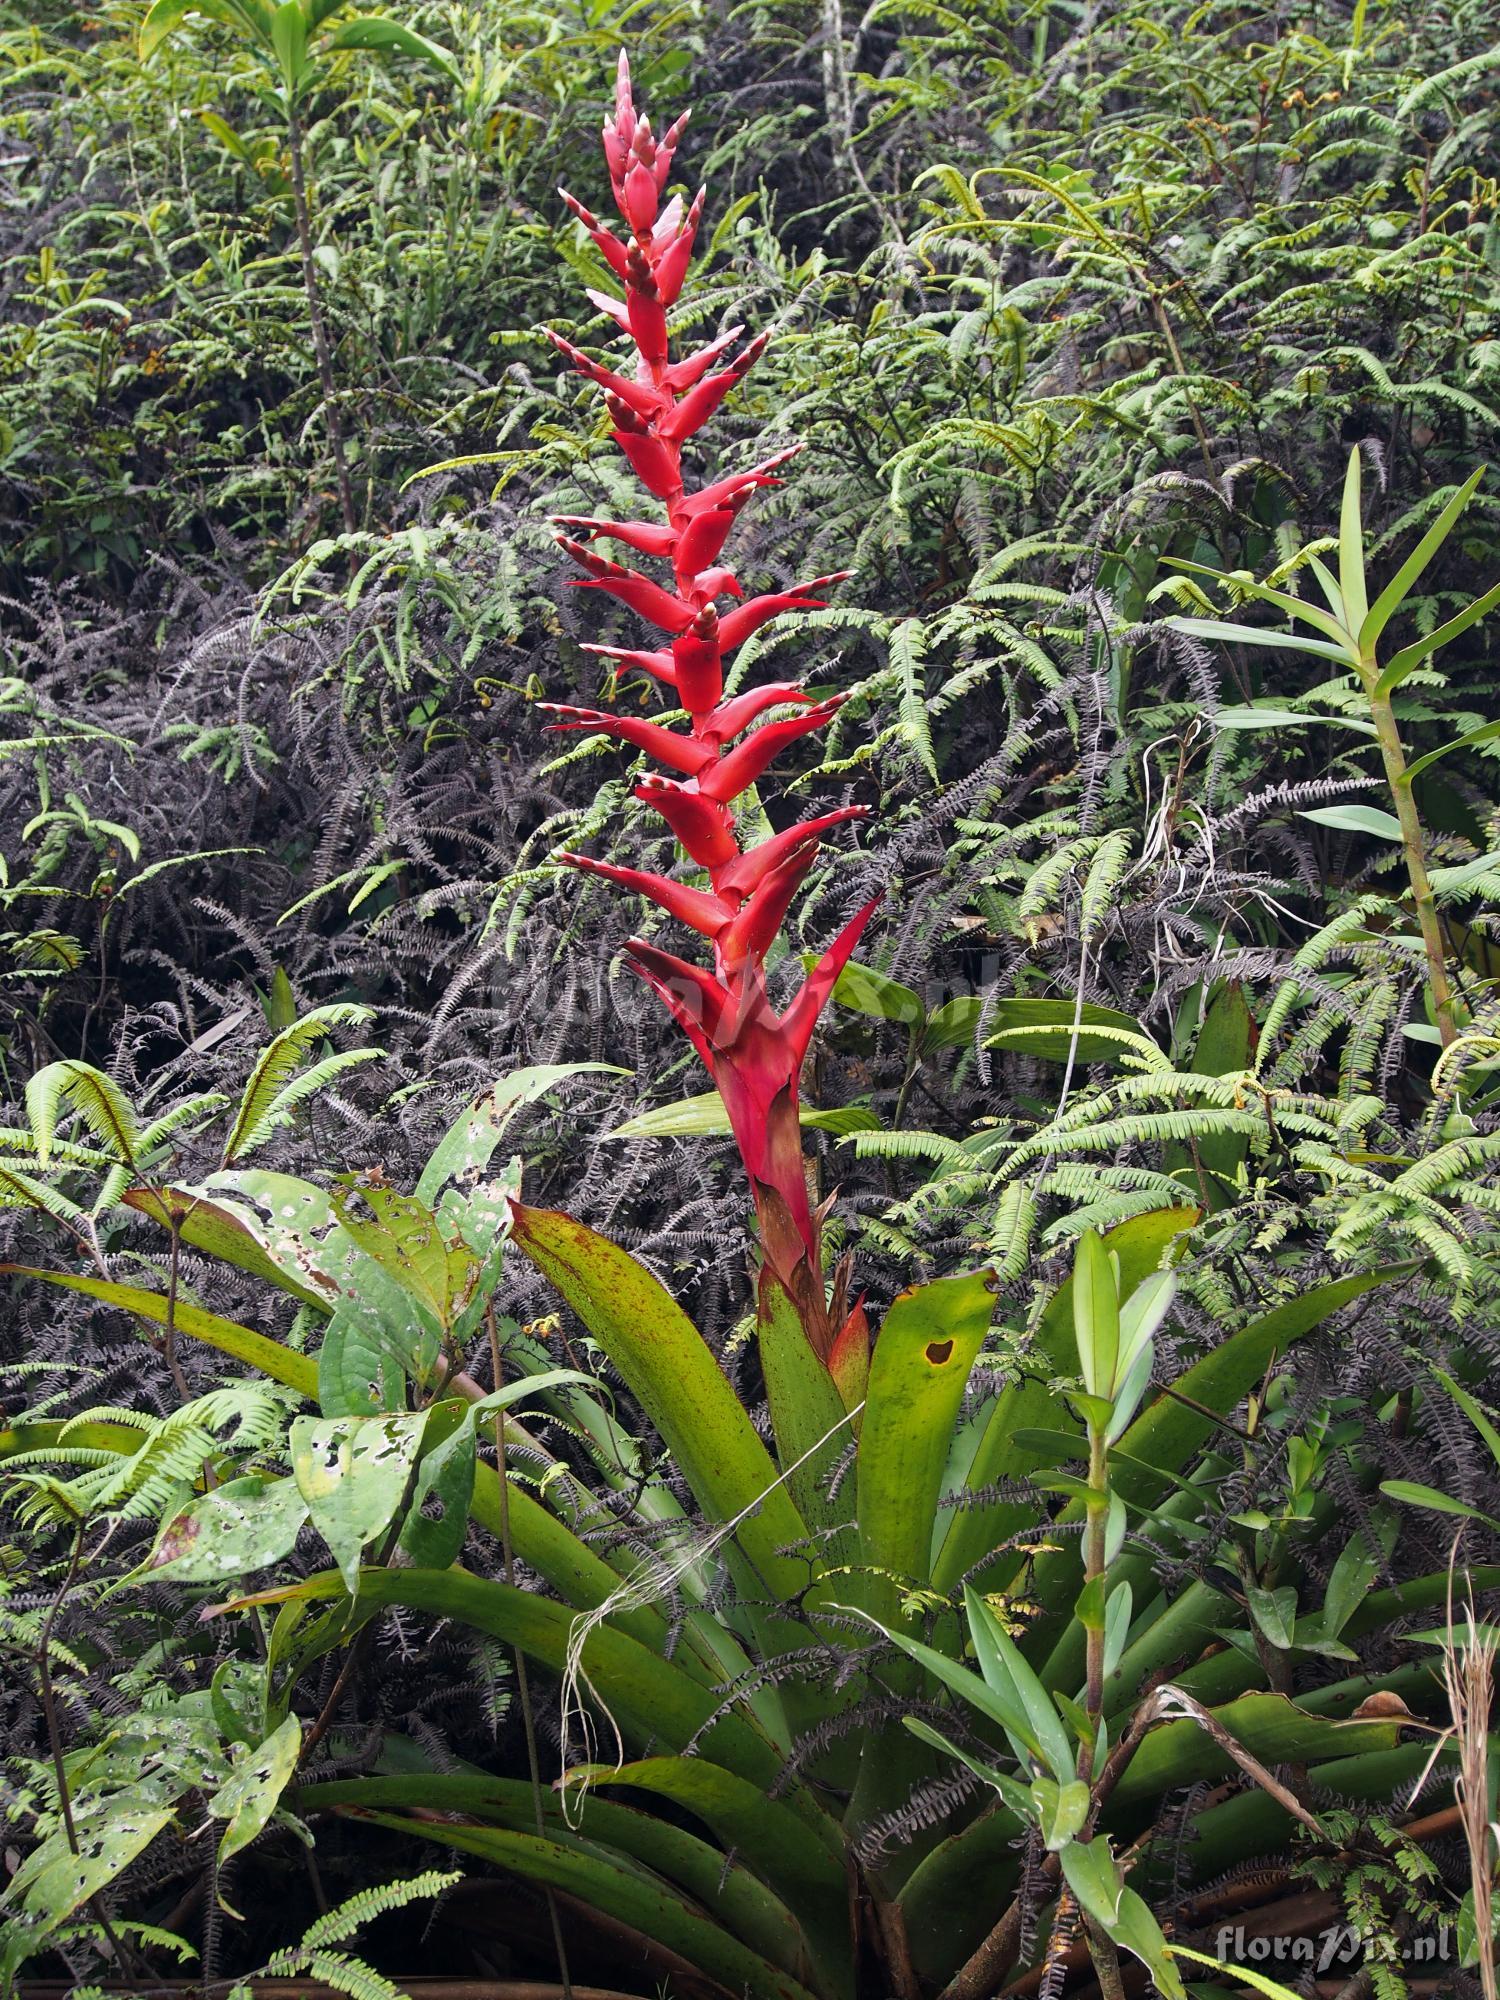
xmin=1108 ymin=1267 xmax=1408 ymax=1510
xmin=302 ymin=1774 xmax=813 ymax=1986
xmin=348 ymin=1812 xmax=823 ymax=2000
xmin=237 ymin=1566 xmax=788 ymax=1794
xmin=1360 ymin=466 xmax=1486 ymax=648
xmin=857 ymin=1270 xmax=995 ymax=1589
xmin=567 ymin=1756 xmax=851 ymax=1997
xmin=321 ymin=14 xmax=460 ymax=79
xmin=759 ymin=1275 xmax=854 ymax=1533
xmin=2 ymin=1265 xmax=318 ymax=1398
xmin=1377 ymin=579 xmax=1500 ymax=693
xmin=1337 ymin=446 xmax=1369 ymax=637
xmin=509 ymin=1203 xmax=811 ymax=1600
xmin=1107 ymin=1692 xmax=1400 ymax=1815
xmin=1168 ymin=616 xmax=1353 ymax=664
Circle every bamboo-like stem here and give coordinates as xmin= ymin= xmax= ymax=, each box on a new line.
xmin=1366 ymin=674 xmax=1457 ymax=1047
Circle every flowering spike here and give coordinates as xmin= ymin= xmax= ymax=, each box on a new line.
xmin=537 ymin=703 xmax=714 ymax=776
xmin=699 ymin=700 xmax=846 ymax=802
xmin=543 ymin=58 xmax=880 ymax=1362
xmin=559 ymin=853 xmax=731 ymax=938
xmin=634 ymin=778 xmax=740 ymax=869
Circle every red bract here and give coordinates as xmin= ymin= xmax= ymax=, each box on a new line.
xmin=546 ymin=53 xmax=878 ymax=1376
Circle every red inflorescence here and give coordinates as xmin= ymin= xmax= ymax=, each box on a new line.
xmin=545 ymin=54 xmax=877 ymax=1365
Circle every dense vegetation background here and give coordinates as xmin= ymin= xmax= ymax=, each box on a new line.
xmin=3 ymin=0 xmax=1500 ymax=1992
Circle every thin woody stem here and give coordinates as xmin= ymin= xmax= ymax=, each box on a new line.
xmin=286 ymin=99 xmax=357 ymax=537
xmin=1367 ymin=673 xmax=1458 ymax=1046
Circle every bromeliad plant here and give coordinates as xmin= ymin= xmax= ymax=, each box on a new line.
xmin=541 ymin=54 xmax=878 ymax=1395
xmin=2 ymin=1041 xmax=1475 ymax=1996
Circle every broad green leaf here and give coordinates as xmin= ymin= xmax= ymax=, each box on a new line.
xmin=1379 ymin=1478 xmax=1500 ymax=1530
xmin=134 ymin=1473 xmax=310 ymax=1586
xmin=1297 ymin=803 xmax=1404 ymax=839
xmin=1377 ymin=580 xmax=1500 ymax=693
xmin=0 ymin=1797 xmax=174 ymax=1978
xmin=1031 ymin=1775 xmax=1089 ymax=1849
xmin=397 ymin=1402 xmax=475 ymax=1570
xmin=1110 ymin=1887 xmax=1189 ymax=1998
xmin=398 ymin=1376 xmax=597 ymax=1573
xmin=857 ymin=1269 xmax=995 ymax=1585
xmin=348 ymin=1811 xmax=822 ymax=2000
xmin=414 ymin=1065 xmax=625 ymax=1206
xmin=1337 ymin=447 xmax=1369 ymax=636
xmin=330 ymin=1182 xmax=466 ymax=1326
xmin=323 ymin=15 xmax=460 ymax=79
xmin=508 ymin=1204 xmax=809 ymax=1600
xmin=211 ymin=1713 xmax=301 ymax=1864
xmin=121 ymin=1184 xmax=332 ymax=1310
xmin=1167 ymin=616 xmax=1354 ymax=664
xmin=290 ymin=1411 xmax=426 ymax=1592
xmin=138 ymin=0 xmax=251 ymax=59
xmin=1245 ymin=1582 xmax=1298 ymax=1650
xmin=606 ymin=1092 xmax=878 ymax=1141
xmin=922 ymin=995 xmax=987 ymax=1049
xmin=269 ymin=0 xmax=307 ymax=89
xmin=1322 ymin=1515 xmax=1396 ymax=1638
xmin=1058 ymin=1836 xmax=1124 ymax=1928
xmin=809 ymin=957 xmax=925 ymax=1028
xmin=1408 ymin=720 xmax=1500 ymax=780
xmin=984 ymin=997 xmax=1150 ymax=1064
xmin=316 ymin=1268 xmax=430 ymax=1417
xmin=1360 ymin=467 xmax=1487 ymax=648
xmin=965 ymin=1583 xmax=1075 ymax=1781
xmin=1213 ymin=703 xmax=1374 ymax=734
xmin=1 ymin=1265 xmax=318 ymax=1399
xmin=1072 ymin=1228 xmax=1118 ymax=1400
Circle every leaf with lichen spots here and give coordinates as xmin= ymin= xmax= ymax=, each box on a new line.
xmin=132 ymin=1473 xmax=310 ymax=1587
xmin=290 ymin=1411 xmax=426 ymax=1593
xmin=211 ymin=1714 xmax=302 ymax=1866
xmin=0 ymin=1795 xmax=174 ymax=1979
